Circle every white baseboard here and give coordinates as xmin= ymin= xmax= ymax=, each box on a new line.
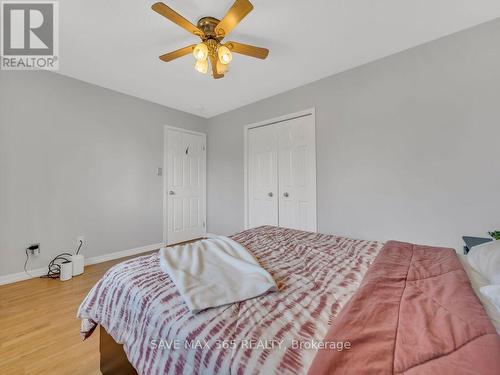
xmin=84 ymin=243 xmax=164 ymax=265
xmin=0 ymin=242 xmax=164 ymax=286
xmin=0 ymin=267 xmax=49 ymax=285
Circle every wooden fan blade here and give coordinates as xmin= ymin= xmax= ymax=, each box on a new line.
xmin=210 ymin=55 xmax=224 ymax=79
xmin=215 ymin=0 xmax=253 ymax=38
xmin=226 ymin=41 xmax=269 ymax=59
xmin=159 ymin=44 xmax=196 ymax=62
xmin=152 ymin=2 xmax=204 ymax=37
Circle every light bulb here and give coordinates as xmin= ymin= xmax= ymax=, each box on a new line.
xmin=193 ymin=43 xmax=208 ymax=61
xmin=218 ymin=45 xmax=232 ymax=65
xmin=194 ymin=59 xmax=208 ymax=74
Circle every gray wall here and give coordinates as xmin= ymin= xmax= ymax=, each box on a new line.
xmin=0 ymin=71 xmax=206 ymax=276
xmin=1 ymin=19 xmax=499 ymax=277
xmin=207 ymin=19 xmax=500 ymax=251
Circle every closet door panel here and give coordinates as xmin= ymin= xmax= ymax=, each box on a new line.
xmin=278 ymin=116 xmax=316 ymax=231
xmin=248 ymin=126 xmax=279 ymax=228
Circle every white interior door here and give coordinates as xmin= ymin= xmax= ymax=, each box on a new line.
xmin=165 ymin=128 xmax=206 ymax=245
xmin=277 ymin=115 xmax=317 ymax=231
xmin=248 ymin=125 xmax=278 ymax=228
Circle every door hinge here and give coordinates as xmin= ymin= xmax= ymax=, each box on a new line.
xmin=203 ymin=221 xmax=206 ymax=228
xmin=202 ymin=145 xmax=205 ymax=151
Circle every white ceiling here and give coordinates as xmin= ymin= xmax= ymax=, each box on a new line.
xmin=59 ymin=1 xmax=500 ymax=118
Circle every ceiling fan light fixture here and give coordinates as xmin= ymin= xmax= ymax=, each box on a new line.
xmin=152 ymin=0 xmax=269 ymax=79
xmin=194 ymin=59 xmax=208 ymax=74
xmin=193 ymin=42 xmax=208 ymax=61
xmin=218 ymin=45 xmax=232 ymax=65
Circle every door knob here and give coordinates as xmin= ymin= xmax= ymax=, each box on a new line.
xmin=169 ymin=190 xmax=175 ymax=195
xmin=283 ymin=192 xmax=289 ymax=198
xmin=268 ymin=192 xmax=274 ymax=197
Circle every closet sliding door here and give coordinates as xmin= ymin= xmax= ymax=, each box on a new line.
xmin=246 ymin=110 xmax=316 ymax=232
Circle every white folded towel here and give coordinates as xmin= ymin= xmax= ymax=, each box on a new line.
xmin=159 ymin=236 xmax=277 ymax=313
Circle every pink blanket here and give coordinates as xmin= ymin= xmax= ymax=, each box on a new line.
xmin=78 ymin=226 xmax=383 ymax=375
xmin=308 ymin=241 xmax=500 ymax=375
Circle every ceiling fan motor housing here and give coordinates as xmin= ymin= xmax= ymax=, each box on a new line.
xmin=197 ymin=17 xmax=222 ymax=40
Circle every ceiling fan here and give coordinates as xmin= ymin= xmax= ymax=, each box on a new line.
xmin=151 ymin=0 xmax=269 ymax=79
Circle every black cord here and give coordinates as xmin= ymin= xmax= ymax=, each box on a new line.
xmin=41 ymin=253 xmax=73 ymax=279
xmin=24 ymin=248 xmax=30 ymax=275
xmin=40 ymin=240 xmax=84 ymax=279
xmin=76 ymin=240 xmax=83 ymax=255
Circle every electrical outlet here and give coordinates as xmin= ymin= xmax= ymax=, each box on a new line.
xmin=27 ymin=243 xmax=40 ymax=257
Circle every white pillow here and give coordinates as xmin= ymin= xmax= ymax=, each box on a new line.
xmin=480 ymin=285 xmax=500 ymax=313
xmin=467 ymin=240 xmax=500 ymax=284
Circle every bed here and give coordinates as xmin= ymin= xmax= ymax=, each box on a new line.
xmin=78 ymin=226 xmax=500 ymax=375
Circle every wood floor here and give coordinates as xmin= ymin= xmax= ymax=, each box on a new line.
xmin=0 ymin=251 xmax=157 ymax=375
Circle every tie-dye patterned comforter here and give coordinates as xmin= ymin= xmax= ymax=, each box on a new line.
xmin=78 ymin=226 xmax=383 ymax=375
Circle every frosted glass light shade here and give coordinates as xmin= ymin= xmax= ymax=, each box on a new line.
xmin=193 ymin=43 xmax=208 ymax=61
xmin=216 ymin=61 xmax=229 ymax=75
xmin=218 ymin=45 xmax=232 ymax=65
xmin=195 ymin=59 xmax=208 ymax=74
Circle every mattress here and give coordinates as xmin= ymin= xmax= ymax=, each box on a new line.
xmin=77 ymin=225 xmax=383 ymax=375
